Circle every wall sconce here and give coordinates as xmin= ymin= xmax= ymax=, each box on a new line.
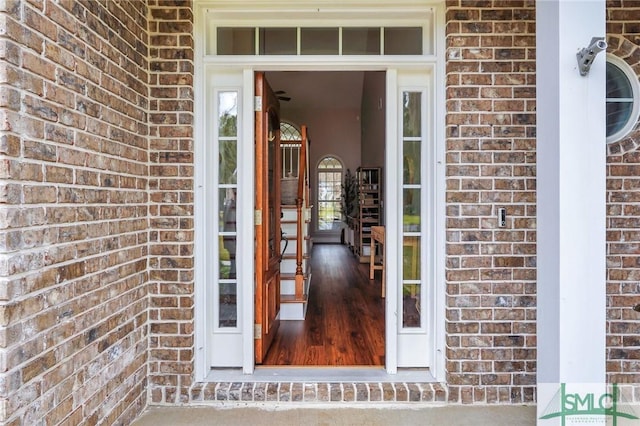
xmin=576 ymin=37 xmax=607 ymax=76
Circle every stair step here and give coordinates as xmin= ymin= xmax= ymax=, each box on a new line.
xmin=280 ymin=273 xmax=311 ymax=280
xmin=281 ymin=253 xmax=310 ymax=260
xmin=282 ymin=232 xmax=311 ymax=240
xmin=281 ymin=294 xmax=308 ymax=303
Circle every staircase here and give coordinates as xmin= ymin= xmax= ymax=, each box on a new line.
xmin=279 ymin=125 xmax=312 ymax=320
xmin=280 ymin=206 xmax=312 ymax=320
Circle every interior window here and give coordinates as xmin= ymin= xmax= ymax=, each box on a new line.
xmin=317 ymin=156 xmax=343 ymax=231
xmin=280 ymin=122 xmax=302 ymax=179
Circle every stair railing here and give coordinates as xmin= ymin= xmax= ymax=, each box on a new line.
xmin=294 ymin=126 xmax=308 ymax=300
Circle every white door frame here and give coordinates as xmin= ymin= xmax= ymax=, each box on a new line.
xmin=193 ymin=1 xmax=446 ymax=381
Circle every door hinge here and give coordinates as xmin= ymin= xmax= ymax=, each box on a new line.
xmin=254 ymin=96 xmax=262 ymax=112
xmin=254 ymin=324 xmax=262 ymax=339
xmin=255 ymin=209 xmax=262 ymax=225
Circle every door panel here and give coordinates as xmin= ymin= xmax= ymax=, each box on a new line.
xmin=255 ymin=72 xmax=281 ymax=364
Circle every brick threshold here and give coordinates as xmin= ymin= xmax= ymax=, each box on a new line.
xmin=188 ymin=381 xmax=448 ymax=404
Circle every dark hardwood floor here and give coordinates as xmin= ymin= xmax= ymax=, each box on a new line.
xmin=263 ymin=244 xmax=385 ymax=366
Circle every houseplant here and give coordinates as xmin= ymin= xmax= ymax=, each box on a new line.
xmin=340 ymin=169 xmax=357 ymax=244
xmin=341 ymin=168 xmax=357 ymax=220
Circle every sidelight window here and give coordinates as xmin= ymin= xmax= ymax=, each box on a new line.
xmin=217 ymin=91 xmax=239 ymax=328
xmin=401 ymin=91 xmax=425 ymax=329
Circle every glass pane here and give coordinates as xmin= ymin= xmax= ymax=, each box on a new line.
xmin=260 ymin=28 xmax=297 ymax=55
xmin=402 ymin=284 xmax=421 ymax=328
xmin=403 ymin=189 xmax=421 ymax=232
xmin=280 ymin=122 xmax=301 ymax=141
xmin=219 ymin=188 xmax=236 ymax=231
xmin=281 ymin=144 xmax=300 ymax=178
xmin=218 ymin=92 xmax=238 ymax=137
xmin=319 ymin=156 xmax=341 ymax=169
xmin=403 ymin=92 xmax=422 ymax=137
xmin=343 ymin=27 xmax=380 ymax=55
xmin=219 ymin=236 xmax=237 ymax=279
xmin=607 ymin=63 xmax=633 ymax=99
xmin=607 ymin=101 xmax=633 ymax=136
xmin=319 ymin=171 xmax=342 ymax=201
xmin=403 ymin=141 xmax=421 ymax=185
xmin=403 ymin=236 xmax=420 ymax=280
xmin=219 ymin=140 xmax=237 ymax=184
xmin=301 ymin=28 xmax=339 ymax=55
xmin=217 ymin=27 xmax=255 ymax=55
xmin=219 ymin=282 xmax=237 ymax=327
xmin=318 ymin=201 xmax=341 ymax=230
xmin=606 ymin=63 xmax=635 ymax=137
xmin=384 ymin=27 xmax=423 ymax=55
xmin=267 ymin=111 xmax=278 ymax=258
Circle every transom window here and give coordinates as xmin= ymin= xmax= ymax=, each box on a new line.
xmin=317 ymin=156 xmax=343 ymax=231
xmin=606 ymin=55 xmax=640 ymax=143
xmin=214 ymin=26 xmax=426 ymax=56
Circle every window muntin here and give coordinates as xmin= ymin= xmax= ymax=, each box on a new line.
xmin=317 ymin=156 xmax=343 ymax=231
xmin=607 ymin=55 xmax=640 ymax=144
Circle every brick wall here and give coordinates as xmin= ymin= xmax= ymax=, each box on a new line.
xmin=2 ymin=0 xmax=640 ymax=422
xmin=444 ymin=0 xmax=538 ymax=403
xmin=605 ymin=2 xmax=640 ymax=385
xmin=147 ymin=0 xmax=195 ymax=405
xmin=0 ymin=0 xmax=149 ymax=424
xmin=445 ymin=0 xmax=640 ymax=403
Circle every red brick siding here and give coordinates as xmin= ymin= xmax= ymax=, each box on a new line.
xmin=0 ymin=0 xmax=149 ymax=424
xmin=147 ymin=0 xmax=195 ymax=405
xmin=445 ymin=0 xmax=537 ymax=403
xmin=2 ymin=0 xmax=640 ymax=420
xmin=606 ymin=2 xmax=640 ymax=385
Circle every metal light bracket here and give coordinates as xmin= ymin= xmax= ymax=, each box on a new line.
xmin=576 ymin=37 xmax=607 ymax=76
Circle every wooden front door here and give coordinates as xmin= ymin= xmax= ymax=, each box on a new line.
xmin=255 ymin=72 xmax=282 ymax=364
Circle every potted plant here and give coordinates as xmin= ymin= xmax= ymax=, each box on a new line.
xmin=340 ymin=169 xmax=358 ymax=245
xmin=341 ymin=168 xmax=357 ymax=220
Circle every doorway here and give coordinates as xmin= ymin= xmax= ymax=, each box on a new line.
xmin=256 ymin=71 xmax=387 ymax=366
xmin=201 ymin=66 xmax=439 ymax=376
xmin=194 ymin=0 xmax=445 ymax=381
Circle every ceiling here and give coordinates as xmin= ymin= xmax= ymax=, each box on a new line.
xmin=265 ymin=71 xmax=365 ymax=111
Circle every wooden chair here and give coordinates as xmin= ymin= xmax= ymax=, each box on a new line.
xmin=369 ymin=226 xmax=385 ymax=298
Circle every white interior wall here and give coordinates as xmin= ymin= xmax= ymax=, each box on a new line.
xmin=269 ymin=70 xmax=386 ymax=241
xmin=282 ymin=107 xmax=362 ymax=240
xmin=361 ymin=72 xmax=386 ymax=169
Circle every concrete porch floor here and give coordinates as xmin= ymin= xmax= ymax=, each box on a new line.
xmin=132 ymin=404 xmax=536 ymax=425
